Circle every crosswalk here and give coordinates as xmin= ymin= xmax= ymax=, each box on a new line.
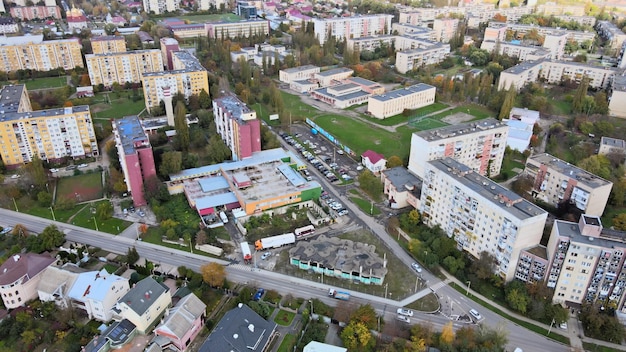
xmin=229 ymin=264 xmax=254 ymax=272
xmin=430 ymin=279 xmax=451 ymax=292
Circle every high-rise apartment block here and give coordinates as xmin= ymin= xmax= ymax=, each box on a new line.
xmin=112 ymin=115 xmax=157 ymax=207
xmin=524 ymin=153 xmax=613 ymax=217
xmin=10 ymin=5 xmax=61 ymax=20
xmin=141 ymin=51 xmax=208 ymax=112
xmin=432 ymin=18 xmax=459 ymax=43
xmin=206 ymin=20 xmax=270 ymax=39
xmin=91 ymin=35 xmax=127 ymax=54
xmin=160 ymin=37 xmax=180 ymax=70
xmin=86 ymin=50 xmax=163 ymax=87
xmin=420 ymin=158 xmax=548 ymax=281
xmin=313 ymin=15 xmax=393 ymax=45
xmin=212 ymin=93 xmax=261 ymax=161
xmin=0 ymin=35 xmax=83 ymax=72
xmin=408 ymin=118 xmax=509 ymax=177
xmin=143 ymin=0 xmax=179 ymax=15
xmin=0 ymin=85 xmax=98 ymax=167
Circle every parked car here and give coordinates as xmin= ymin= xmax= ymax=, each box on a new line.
xmin=396 ymin=315 xmax=411 ymax=323
xmin=78 ymin=163 xmax=88 ymax=169
xmin=338 ymin=210 xmax=349 ymax=216
xmin=261 ymin=252 xmax=271 ymax=260
xmin=559 ymin=322 xmax=568 ymax=330
xmin=337 ymin=150 xmax=344 ymax=155
xmin=397 ymin=308 xmax=414 ymax=317
xmin=0 ymin=227 xmax=13 ymax=235
xmin=10 ymin=174 xmax=20 ymax=179
xmin=356 ymin=165 xmax=364 ymax=171
xmin=49 ymin=168 xmax=59 ymax=173
xmin=411 ymin=262 xmax=422 ymax=273
xmin=66 ymin=165 xmax=77 ymax=170
xmin=469 ymin=309 xmax=482 ymax=321
xmin=253 ymin=288 xmax=265 ymax=301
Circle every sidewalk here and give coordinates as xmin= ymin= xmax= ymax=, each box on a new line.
xmin=440 ymin=270 xmax=626 ymax=351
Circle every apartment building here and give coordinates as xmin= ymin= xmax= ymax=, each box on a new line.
xmin=0 ymin=35 xmax=83 ymax=72
xmin=113 ymin=115 xmax=157 ymax=207
xmin=9 ymin=5 xmax=61 ymax=20
xmin=525 ymin=153 xmax=613 ymax=217
xmin=313 ymin=14 xmax=393 ymax=46
xmin=279 ymin=65 xmax=320 ymax=84
xmin=86 ymin=49 xmax=163 ymax=87
xmin=486 ymin=22 xmax=596 ymax=45
xmin=481 ymin=41 xmax=552 ymax=61
xmin=537 ymin=2 xmax=585 ymax=16
xmin=143 ymin=0 xmax=178 ymax=15
xmin=610 ymin=73 xmax=626 ymax=118
xmin=408 ymin=118 xmax=509 ymax=177
xmin=0 ymin=85 xmax=98 ymax=167
xmin=421 ymin=158 xmax=548 ymax=281
xmin=554 ymin=15 xmax=596 ymax=27
xmin=545 ymin=216 xmax=626 ymax=309
xmin=392 ymin=23 xmax=434 ymax=39
xmin=432 ymin=18 xmax=459 ymax=43
xmin=346 ymin=35 xmax=396 ymax=53
xmin=395 ymin=41 xmax=451 ymax=73
xmin=142 ymin=51 xmax=209 ymax=111
xmin=91 ymin=35 xmax=127 ymax=54
xmin=160 ymin=37 xmax=180 ymax=70
xmin=314 ymin=67 xmax=354 ymax=87
xmin=596 ymin=21 xmax=626 ymax=51
xmin=206 ymin=19 xmax=270 ymax=39
xmin=598 ymin=137 xmax=626 ymax=156
xmin=212 ymin=93 xmax=261 ymax=161
xmin=514 ymin=245 xmax=549 ymax=284
xmin=367 ymin=83 xmax=436 ymax=119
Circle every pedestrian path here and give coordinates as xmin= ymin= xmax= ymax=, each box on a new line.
xmin=229 ymin=263 xmax=253 ymax=271
xmin=430 ymin=279 xmax=451 ymax=292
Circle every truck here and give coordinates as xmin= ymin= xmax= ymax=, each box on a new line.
xmin=328 ymin=288 xmax=350 ymax=300
xmin=240 ymin=242 xmax=252 ymax=264
xmin=255 ymin=233 xmax=296 ymax=250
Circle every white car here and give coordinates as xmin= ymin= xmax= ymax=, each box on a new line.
xmin=396 ymin=315 xmax=411 ymax=323
xmin=469 ymin=309 xmax=482 ymax=321
xmin=411 ymin=262 xmax=422 ymax=273
xmin=49 ymin=168 xmax=59 ymax=173
xmin=78 ymin=163 xmax=88 ymax=169
xmin=10 ymin=174 xmax=19 ymax=179
xmin=356 ymin=165 xmax=364 ymax=171
xmin=559 ymin=322 xmax=568 ymax=330
xmin=397 ymin=308 xmax=414 ymax=317
xmin=261 ymin=252 xmax=271 ymax=260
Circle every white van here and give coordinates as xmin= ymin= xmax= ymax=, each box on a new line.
xmin=219 ymin=211 xmax=228 ymax=224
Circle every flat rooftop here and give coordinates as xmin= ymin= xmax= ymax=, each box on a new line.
xmin=555 ymin=219 xmax=626 ymax=249
xmin=370 ymin=83 xmax=435 ymax=102
xmin=92 ymin=35 xmax=124 ymax=42
xmin=527 ymin=153 xmax=612 ymax=189
xmin=382 ymin=166 xmax=422 ymax=194
xmin=415 ymin=117 xmax=506 ymax=141
xmin=281 ymin=65 xmax=319 ymax=73
xmin=0 ymin=84 xmax=25 ymax=113
xmin=114 ymin=115 xmax=150 ymax=155
xmin=601 ymin=136 xmax=626 ymax=149
xmin=316 ymin=67 xmax=353 ymax=77
xmin=501 ymin=60 xmax=543 ymax=74
xmin=313 ymin=87 xmax=371 ymax=102
xmin=214 ymin=94 xmax=254 ymax=119
xmin=86 ymin=49 xmax=160 ymax=58
xmin=525 ymin=245 xmax=548 ymax=260
xmin=430 ymin=158 xmax=547 ymax=220
xmin=0 ymin=105 xmax=89 ymax=122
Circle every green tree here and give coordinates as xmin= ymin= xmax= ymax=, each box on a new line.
xmin=174 ymin=101 xmax=190 ymax=151
xmin=386 ymin=155 xmax=403 ymax=168
xmin=498 ymin=88 xmax=515 ymax=120
xmin=505 ymin=287 xmax=530 ymax=313
xmin=572 ymin=76 xmax=590 ymax=113
xmin=340 ymin=320 xmax=374 ymax=351
xmin=206 ymin=136 xmax=232 ymax=163
xmin=199 ymin=89 xmax=211 ymax=109
xmin=125 ymin=246 xmax=139 ymax=265
xmin=349 ymin=304 xmax=378 ymax=329
xmin=577 ymin=155 xmax=611 ymax=180
xmin=27 ymin=155 xmax=47 ymax=189
xmin=96 ymin=201 xmax=113 ymax=221
xmin=37 ymin=191 xmax=52 ymax=207
xmin=613 ymin=213 xmax=626 ymax=231
xmin=39 ymin=225 xmax=65 ymax=251
xmin=159 ymin=151 xmax=183 ymax=177
xmin=472 ymin=251 xmax=496 ymax=280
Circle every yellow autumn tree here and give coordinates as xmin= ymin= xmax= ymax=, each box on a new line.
xmin=440 ymin=321 xmax=455 ymax=345
xmin=201 ymin=262 xmax=226 ymax=288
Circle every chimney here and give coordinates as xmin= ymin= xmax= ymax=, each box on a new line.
xmin=145 ymin=292 xmax=150 ymax=299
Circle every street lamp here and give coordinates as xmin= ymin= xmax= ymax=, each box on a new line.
xmin=49 ymin=206 xmax=56 ymax=221
xmin=309 ymin=299 xmax=314 ymax=317
xmin=466 ymin=281 xmax=471 ymax=296
xmin=11 ymin=197 xmax=18 ymax=212
xmin=92 ymin=216 xmax=99 ymax=231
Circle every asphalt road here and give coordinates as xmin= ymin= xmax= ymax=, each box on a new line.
xmin=0 ymin=207 xmax=569 ymax=352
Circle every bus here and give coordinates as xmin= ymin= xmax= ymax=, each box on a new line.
xmin=295 ymin=225 xmax=315 ymax=238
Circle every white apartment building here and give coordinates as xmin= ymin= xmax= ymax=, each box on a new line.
xmin=485 ymin=22 xmax=596 ymax=45
xmin=408 ymin=118 xmax=509 ymax=177
xmin=596 ymin=21 xmax=626 ymax=51
xmin=279 ymin=65 xmax=320 ymax=84
xmin=525 ymin=153 xmax=613 ymax=217
xmin=313 ymin=15 xmax=393 ymax=46
xmin=610 ymin=73 xmax=626 ymax=118
xmin=395 ymin=42 xmax=451 ymax=73
xmin=206 ymin=20 xmax=270 ymax=39
xmin=546 ymin=216 xmax=626 ymax=309
xmin=481 ymin=32 xmax=567 ymax=61
xmin=432 ymin=18 xmax=459 ymax=43
xmin=367 ymin=83 xmax=435 ymax=119
xmin=143 ymin=0 xmax=178 ymax=14
xmin=86 ymin=49 xmax=164 ymax=87
xmin=314 ymin=67 xmax=354 ymax=87
xmin=346 ymin=35 xmax=396 ymax=52
xmin=392 ymin=23 xmax=434 ymax=39
xmin=598 ymin=137 xmax=626 ymax=156
xmin=421 ymin=158 xmax=548 ymax=281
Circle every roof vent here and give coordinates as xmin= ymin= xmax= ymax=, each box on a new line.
xmin=589 ymin=237 xmax=594 ymax=241
xmin=233 ymin=334 xmax=239 ymax=339
xmin=248 ymin=324 xmax=255 ymax=332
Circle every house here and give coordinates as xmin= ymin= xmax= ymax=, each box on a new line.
xmin=598 ymin=137 xmax=626 ymax=157
xmin=83 ymin=319 xmax=137 ymax=352
xmin=304 ymin=341 xmax=347 ymax=352
xmin=112 ymin=276 xmax=171 ymax=334
xmin=36 ymin=266 xmax=78 ymax=309
xmin=0 ymin=253 xmax=55 ymax=309
xmin=198 ymin=303 xmax=277 ymax=352
xmin=152 ymin=292 xmax=206 ymax=351
xmin=67 ymin=269 xmax=130 ymax=322
xmin=381 ymin=167 xmax=422 ymax=209
xmin=361 ymin=150 xmax=387 ymax=174
xmin=76 ymin=86 xmax=94 ymax=98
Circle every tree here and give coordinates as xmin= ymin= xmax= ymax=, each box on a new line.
xmin=37 ymin=191 xmax=52 ymax=207
xmin=349 ymin=304 xmax=378 ymax=329
xmin=472 ymin=251 xmax=496 ymax=280
xmin=26 ymin=155 xmax=47 ymax=189
xmin=340 ymin=320 xmax=374 ymax=351
xmin=498 ymin=87 xmax=515 ymax=120
xmin=104 ymin=23 xmax=118 ymax=35
xmin=440 ymin=321 xmax=455 ymax=345
xmin=200 ymin=262 xmax=226 ymax=287
xmin=39 ymin=225 xmax=65 ymax=251
xmin=12 ymin=224 xmax=27 ymax=237
xmin=577 ymin=155 xmax=611 ymax=180
xmin=572 ymin=76 xmax=590 ymax=113
xmin=613 ymin=213 xmax=626 ymax=231
xmin=199 ymin=89 xmax=211 ymax=109
xmin=125 ymin=246 xmax=139 ymax=265
xmin=174 ymin=101 xmax=190 ymax=152
xmin=159 ymin=151 xmax=183 ymax=177
xmin=386 ymin=155 xmax=403 ymax=168
xmin=96 ymin=201 xmax=113 ymax=221
xmin=505 ymin=281 xmax=530 ymax=313
xmin=206 ymin=136 xmax=232 ymax=163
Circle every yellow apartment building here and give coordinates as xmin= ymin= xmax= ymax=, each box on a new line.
xmin=0 ymin=35 xmax=83 ymax=72
xmin=86 ymin=49 xmax=163 ymax=87
xmin=91 ymin=35 xmax=127 ymax=54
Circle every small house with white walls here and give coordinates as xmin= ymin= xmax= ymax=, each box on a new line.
xmin=361 ymin=150 xmax=387 ymax=174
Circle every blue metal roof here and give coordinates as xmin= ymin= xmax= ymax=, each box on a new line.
xmin=198 ymin=177 xmax=230 ymax=193
xmin=195 ymin=192 xmax=240 ymax=210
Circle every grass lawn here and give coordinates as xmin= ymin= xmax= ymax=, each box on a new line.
xmin=349 ymin=196 xmax=381 ymax=216
xmin=26 ymin=204 xmax=79 ymax=223
xmin=274 ymin=309 xmax=296 ymax=326
xmin=405 ymin=292 xmax=440 ymax=312
xmin=359 ymin=102 xmax=450 ymax=127
xmin=56 ymin=172 xmax=104 ymax=203
xmin=277 ymin=334 xmax=296 ymax=352
xmin=582 ymin=342 xmax=624 ymax=352
xmin=90 ymin=92 xmax=145 ymax=120
xmin=180 ymin=13 xmax=241 ymax=23
xmin=103 ymin=263 xmax=119 ymax=274
xmin=18 ymin=76 xmax=68 ymax=90
xmin=429 ymin=103 xmax=495 ymax=121
xmin=69 ymin=200 xmax=132 ymax=234
xmin=313 ymin=114 xmax=414 ymax=161
xmin=281 ymin=91 xmax=320 ymax=121
xmin=142 ymin=227 xmax=221 ymax=258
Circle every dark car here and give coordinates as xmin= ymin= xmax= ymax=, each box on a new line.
xmin=253 ymin=288 xmax=265 ymax=301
